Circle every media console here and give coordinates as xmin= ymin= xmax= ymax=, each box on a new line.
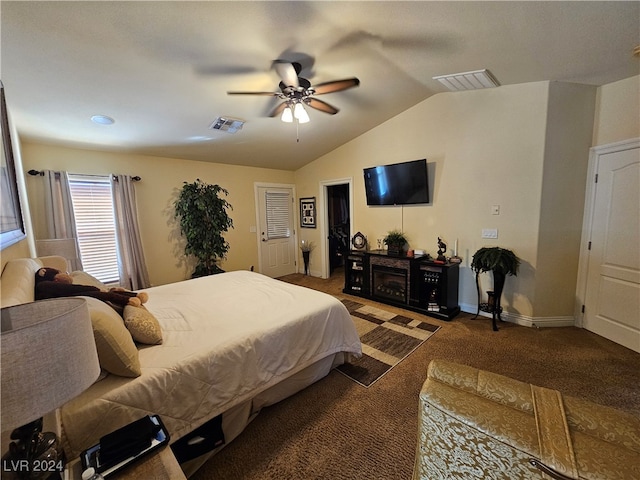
xmin=343 ymin=250 xmax=460 ymax=321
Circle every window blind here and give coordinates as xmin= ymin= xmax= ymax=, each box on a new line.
xmin=265 ymin=191 xmax=291 ymax=239
xmin=68 ymin=175 xmax=120 ymax=284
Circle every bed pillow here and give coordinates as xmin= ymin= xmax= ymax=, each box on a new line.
xmin=71 ymin=271 xmax=108 ymax=291
xmin=123 ymin=305 xmax=163 ymax=345
xmin=82 ymin=297 xmax=141 ymax=377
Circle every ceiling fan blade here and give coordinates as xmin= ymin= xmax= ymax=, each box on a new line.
xmin=305 ymin=98 xmax=339 ymax=115
xmin=312 ymin=78 xmax=360 ymax=95
xmin=269 ymin=102 xmax=289 ymax=118
xmin=227 ymin=91 xmax=281 ymax=96
xmin=273 ymin=61 xmax=300 ymax=89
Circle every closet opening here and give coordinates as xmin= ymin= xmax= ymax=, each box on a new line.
xmin=326 ymin=183 xmax=350 ymax=279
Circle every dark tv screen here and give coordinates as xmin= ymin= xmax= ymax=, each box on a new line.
xmin=363 ymin=159 xmax=429 ymax=205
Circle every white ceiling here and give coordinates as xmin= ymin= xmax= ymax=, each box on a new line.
xmin=2 ymin=1 xmax=638 ymax=171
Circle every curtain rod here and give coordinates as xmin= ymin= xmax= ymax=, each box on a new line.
xmin=28 ymin=170 xmax=141 ymax=182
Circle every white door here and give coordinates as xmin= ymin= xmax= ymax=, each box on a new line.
xmin=583 ymin=142 xmax=640 ymax=352
xmin=256 ymin=185 xmax=296 ymax=278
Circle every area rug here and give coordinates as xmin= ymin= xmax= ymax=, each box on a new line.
xmin=337 ymin=298 xmax=440 ymax=387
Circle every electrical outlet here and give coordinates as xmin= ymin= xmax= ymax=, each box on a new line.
xmin=491 ymin=205 xmax=500 ymax=215
xmin=482 ymin=228 xmax=498 ymax=239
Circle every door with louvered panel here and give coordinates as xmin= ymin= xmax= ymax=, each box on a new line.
xmin=257 ymin=186 xmax=296 ymax=278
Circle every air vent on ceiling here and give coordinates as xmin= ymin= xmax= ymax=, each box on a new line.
xmin=433 ymin=69 xmax=500 ymax=91
xmin=209 ymin=117 xmax=244 ymax=134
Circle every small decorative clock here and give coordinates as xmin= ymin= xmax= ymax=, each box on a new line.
xmin=352 ymin=232 xmax=367 ymax=250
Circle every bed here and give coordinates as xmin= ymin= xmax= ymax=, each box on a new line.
xmin=0 ymin=257 xmax=362 ymax=475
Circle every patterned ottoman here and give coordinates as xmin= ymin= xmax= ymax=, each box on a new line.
xmin=413 ymin=359 xmax=640 ymax=480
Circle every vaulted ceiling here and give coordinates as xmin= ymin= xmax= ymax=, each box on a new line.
xmin=2 ymin=1 xmax=638 ymax=170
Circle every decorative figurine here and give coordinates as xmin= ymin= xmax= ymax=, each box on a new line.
xmin=437 ymin=237 xmax=447 ymax=262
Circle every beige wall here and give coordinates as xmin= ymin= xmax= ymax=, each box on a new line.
xmin=296 ymin=81 xmax=599 ymax=320
xmin=296 ymin=82 xmax=551 ymax=318
xmin=20 ymin=143 xmax=294 ymax=286
xmin=535 ymin=82 xmax=596 ymax=317
xmin=593 ymin=75 xmax=640 ymax=146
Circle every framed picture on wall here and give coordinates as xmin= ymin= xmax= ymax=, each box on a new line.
xmin=300 ymin=197 xmax=316 ymax=228
xmin=0 ymin=81 xmax=26 ymax=250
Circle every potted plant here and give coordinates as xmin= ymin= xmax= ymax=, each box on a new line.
xmin=470 ymin=247 xmax=520 ymax=331
xmin=383 ymin=230 xmax=408 ymax=256
xmin=174 ymin=179 xmax=234 ymax=278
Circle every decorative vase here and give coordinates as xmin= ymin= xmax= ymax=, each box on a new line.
xmin=302 ymin=251 xmax=310 ymax=275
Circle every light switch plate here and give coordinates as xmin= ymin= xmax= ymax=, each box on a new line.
xmin=482 ymin=228 xmax=498 ymax=239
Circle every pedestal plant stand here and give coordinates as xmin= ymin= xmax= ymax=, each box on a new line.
xmin=471 ymin=247 xmax=520 ymax=331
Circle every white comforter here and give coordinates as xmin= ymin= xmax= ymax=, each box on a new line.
xmin=60 ymin=271 xmax=361 ymax=457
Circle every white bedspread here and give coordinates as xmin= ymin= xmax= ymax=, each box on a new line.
xmin=60 ymin=271 xmax=361 ymax=457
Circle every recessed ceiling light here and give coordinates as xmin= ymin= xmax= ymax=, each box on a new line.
xmin=91 ymin=115 xmax=115 ymax=125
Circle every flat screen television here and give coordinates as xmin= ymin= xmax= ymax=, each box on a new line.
xmin=363 ymin=159 xmax=429 ymax=205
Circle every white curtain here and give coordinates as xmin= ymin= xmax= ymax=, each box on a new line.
xmin=111 ymin=175 xmax=150 ymax=290
xmin=41 ymin=170 xmax=83 ymax=271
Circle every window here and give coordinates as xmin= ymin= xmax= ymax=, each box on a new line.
xmin=68 ymin=175 xmax=120 ymax=284
xmin=265 ymin=191 xmax=291 ymax=239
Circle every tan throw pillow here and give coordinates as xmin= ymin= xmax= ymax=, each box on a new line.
xmin=82 ymin=297 xmax=141 ymax=377
xmin=123 ymin=305 xmax=163 ymax=345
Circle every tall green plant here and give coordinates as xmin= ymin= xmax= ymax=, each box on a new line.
xmin=471 ymin=247 xmax=520 ymax=277
xmin=174 ymin=179 xmax=234 ymax=277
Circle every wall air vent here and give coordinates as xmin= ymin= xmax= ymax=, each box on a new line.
xmin=209 ymin=117 xmax=245 ymax=134
xmin=432 ymin=69 xmax=500 ymax=91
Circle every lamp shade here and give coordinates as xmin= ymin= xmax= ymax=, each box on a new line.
xmin=293 ymin=103 xmax=310 ymax=123
xmin=1 ymin=298 xmax=100 ymax=432
xmin=281 ymin=105 xmax=293 ymax=123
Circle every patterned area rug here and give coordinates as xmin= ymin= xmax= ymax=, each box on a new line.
xmin=337 ymin=298 xmax=440 ymax=387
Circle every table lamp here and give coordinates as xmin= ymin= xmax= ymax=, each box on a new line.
xmin=1 ymin=298 xmax=100 ymax=479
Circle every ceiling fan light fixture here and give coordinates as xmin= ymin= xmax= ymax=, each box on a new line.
xmin=281 ymin=105 xmax=294 ymax=123
xmin=433 ymin=69 xmax=500 ymax=91
xmin=294 ymin=102 xmax=310 ymax=123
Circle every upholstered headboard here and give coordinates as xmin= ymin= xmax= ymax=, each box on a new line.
xmin=0 ymin=256 xmax=69 ymax=307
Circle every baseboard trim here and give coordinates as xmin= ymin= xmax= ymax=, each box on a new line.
xmin=460 ymin=304 xmax=576 ymax=328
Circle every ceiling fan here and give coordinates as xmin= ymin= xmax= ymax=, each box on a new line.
xmin=227 ymin=60 xmax=360 ymax=122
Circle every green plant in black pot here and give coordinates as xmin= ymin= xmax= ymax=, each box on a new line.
xmin=174 ymin=179 xmax=234 ymax=278
xmin=383 ymin=230 xmax=408 ymax=256
xmin=470 ymin=247 xmax=520 ymax=331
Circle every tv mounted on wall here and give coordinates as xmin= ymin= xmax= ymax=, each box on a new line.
xmin=363 ymin=159 xmax=429 ymax=206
